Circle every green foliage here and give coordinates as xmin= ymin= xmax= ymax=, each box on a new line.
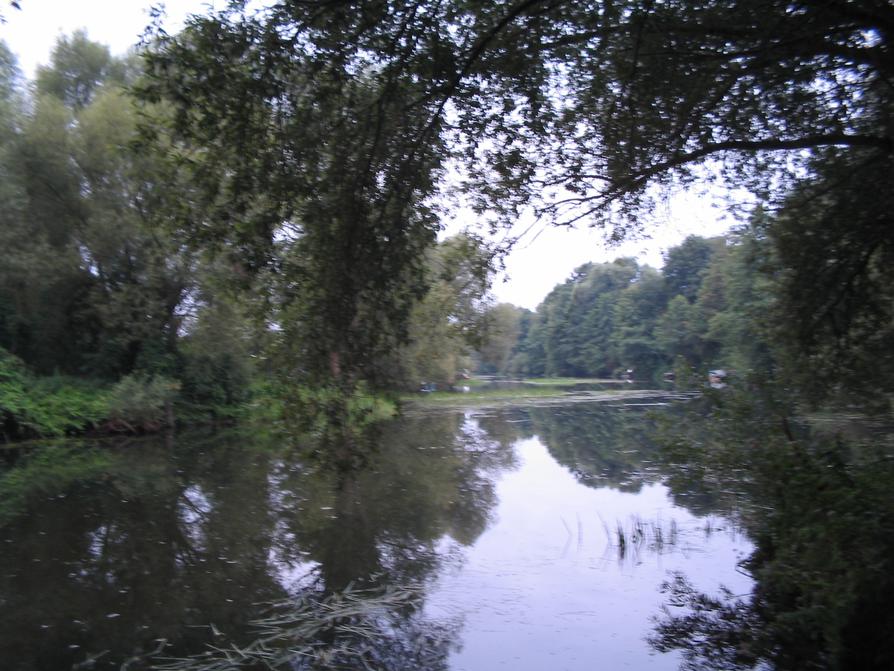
xmin=0 ymin=34 xmax=256 ymax=435
xmin=476 ymin=303 xmax=523 ymax=375
xmin=139 ymin=5 xmax=452 ymax=398
xmin=346 ymin=388 xmax=398 ymax=427
xmin=768 ymin=152 xmax=894 ymax=406
xmin=387 ymin=234 xmax=495 ymax=390
xmin=4 ymin=0 xmax=890 ymax=436
xmin=106 ymin=374 xmax=179 ymax=432
xmin=0 ymin=348 xmax=108 ymax=439
xmin=1 ymin=33 xmax=197 ymax=380
xmin=654 ymin=296 xmax=700 ymax=364
xmin=178 ymin=290 xmax=255 ymax=411
xmin=35 ymin=30 xmax=119 ymax=108
xmin=498 ymin=224 xmax=782 ymax=386
xmin=663 ymin=237 xmax=724 ymax=303
xmin=22 ymin=377 xmax=110 ymax=437
xmin=449 ymin=0 xmax=891 ymax=239
xmin=506 ymin=258 xmax=667 ymax=380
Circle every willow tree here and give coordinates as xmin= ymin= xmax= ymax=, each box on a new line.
xmin=0 ymin=34 xmax=196 ymax=379
xmin=447 ymin=0 xmax=892 ymax=225
xmin=139 ymin=3 xmax=457 ymax=400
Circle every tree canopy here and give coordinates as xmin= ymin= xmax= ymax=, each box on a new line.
xmin=139 ymin=2 xmax=456 ymax=392
xmin=137 ymin=0 xmax=891 ymax=401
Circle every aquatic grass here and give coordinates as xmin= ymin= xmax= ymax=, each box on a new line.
xmin=404 ymin=385 xmax=570 ymax=405
xmin=398 ymin=387 xmax=678 ymax=412
xmin=520 ymin=377 xmax=618 ymax=386
xmin=153 ymin=584 xmax=452 ymax=671
xmin=604 ymin=515 xmax=681 ymax=561
xmin=403 ymin=387 xmax=691 ymax=412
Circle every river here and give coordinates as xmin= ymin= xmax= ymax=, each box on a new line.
xmin=0 ymin=398 xmax=754 ymax=670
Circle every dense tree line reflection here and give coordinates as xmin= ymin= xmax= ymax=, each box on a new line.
xmin=647 ymin=393 xmax=894 ymax=670
xmin=0 ymin=413 xmax=515 ymax=670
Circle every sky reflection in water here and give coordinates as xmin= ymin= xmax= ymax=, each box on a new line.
xmin=426 ymin=413 xmax=752 ymax=671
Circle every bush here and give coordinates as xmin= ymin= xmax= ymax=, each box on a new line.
xmin=106 ymin=374 xmax=180 ymax=432
xmin=1 ymin=348 xmax=108 ymax=439
xmin=179 ymin=350 xmax=251 ymax=410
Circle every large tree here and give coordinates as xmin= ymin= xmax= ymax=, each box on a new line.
xmin=0 ymin=35 xmax=197 ymax=378
xmin=453 ymin=0 xmax=892 ymax=228
xmin=139 ymin=2 xmax=463 ymax=396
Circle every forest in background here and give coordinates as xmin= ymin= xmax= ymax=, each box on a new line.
xmin=476 ymin=230 xmax=766 ymax=384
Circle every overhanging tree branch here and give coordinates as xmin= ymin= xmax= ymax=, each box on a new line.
xmin=612 ymin=132 xmax=893 ymax=196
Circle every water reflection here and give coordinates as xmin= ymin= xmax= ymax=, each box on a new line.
xmin=0 ymin=433 xmax=289 ymax=670
xmin=527 ymin=403 xmax=665 ymax=492
xmin=276 ymin=412 xmax=516 ymax=593
xmin=0 ymin=399 xmax=754 ymax=670
xmin=0 ymin=413 xmax=519 ymax=670
xmin=648 ymin=393 xmax=894 ymax=670
xmin=427 ymin=404 xmax=749 ymax=671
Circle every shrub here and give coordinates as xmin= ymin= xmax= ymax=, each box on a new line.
xmin=106 ymin=374 xmax=180 ymax=432
xmin=1 ymin=348 xmax=108 ymax=439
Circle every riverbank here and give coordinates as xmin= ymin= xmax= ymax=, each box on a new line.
xmin=1 ymin=349 xmax=248 ymax=443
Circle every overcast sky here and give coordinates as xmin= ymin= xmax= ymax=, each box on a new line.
xmin=1 ymin=0 xmax=735 ymax=309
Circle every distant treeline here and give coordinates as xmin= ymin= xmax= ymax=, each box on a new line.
xmin=478 ymin=212 xmax=891 ymax=405
xmin=476 ymin=231 xmax=768 ymax=382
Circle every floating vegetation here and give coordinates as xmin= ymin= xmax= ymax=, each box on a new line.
xmin=153 ymin=584 xmax=454 ymax=671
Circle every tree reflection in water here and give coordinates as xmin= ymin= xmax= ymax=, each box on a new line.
xmin=459 ymin=397 xmax=894 ymax=670
xmin=647 ymin=392 xmax=894 ymax=671
xmin=0 ymin=412 xmax=516 ymax=671
xmin=11 ymin=394 xmax=879 ymax=670
xmin=524 ymin=403 xmax=666 ymax=492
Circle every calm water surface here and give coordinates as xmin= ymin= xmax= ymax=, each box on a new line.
xmin=0 ymin=400 xmax=752 ymax=670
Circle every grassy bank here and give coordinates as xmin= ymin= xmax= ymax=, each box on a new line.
xmin=1 ymin=348 xmax=247 ymax=443
xmin=1 ymin=350 xmax=397 ymax=444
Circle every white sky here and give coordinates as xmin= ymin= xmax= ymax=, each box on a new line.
xmin=1 ymin=0 xmax=735 ymax=310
